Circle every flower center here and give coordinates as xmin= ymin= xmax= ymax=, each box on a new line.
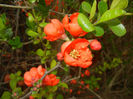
xmin=69 ymin=49 xmax=80 ymax=59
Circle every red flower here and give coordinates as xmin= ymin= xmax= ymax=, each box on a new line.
xmin=45 ymin=0 xmax=53 ymax=6
xmin=85 ymin=70 xmax=90 ymax=76
xmin=62 ymin=13 xmax=87 ymax=37
xmin=24 ymin=66 xmax=45 ymax=87
xmin=63 ymin=38 xmax=93 ymax=68
xmin=90 ymin=39 xmax=102 ymax=51
xmin=42 ymin=74 xmax=59 ymax=86
xmin=44 ymin=19 xmax=66 ymax=41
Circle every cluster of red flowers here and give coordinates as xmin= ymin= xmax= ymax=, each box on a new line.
xmin=44 ymin=12 xmax=102 ymax=68
xmin=24 ymin=65 xmax=59 ymax=87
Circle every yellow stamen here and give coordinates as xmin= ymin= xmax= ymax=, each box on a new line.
xmin=69 ymin=49 xmax=80 ymax=59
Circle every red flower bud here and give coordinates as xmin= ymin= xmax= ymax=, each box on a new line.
xmin=85 ymin=70 xmax=90 ymax=76
xmin=90 ymin=40 xmax=102 ymax=51
xmin=70 ymin=80 xmax=77 ymax=84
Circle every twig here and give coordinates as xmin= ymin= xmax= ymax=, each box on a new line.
xmin=108 ymin=64 xmax=125 ymax=90
xmin=79 ymin=82 xmax=103 ymax=99
xmin=0 ymin=4 xmax=32 ymax=9
xmin=49 ymin=9 xmax=71 ymax=16
xmin=64 ymin=67 xmax=81 ymax=83
xmin=15 ymin=9 xmax=20 ymax=36
xmin=23 ymin=40 xmax=33 ymax=45
xmin=20 ymin=62 xmax=61 ymax=99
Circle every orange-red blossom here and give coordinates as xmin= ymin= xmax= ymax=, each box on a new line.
xmin=57 ymin=38 xmax=93 ymax=68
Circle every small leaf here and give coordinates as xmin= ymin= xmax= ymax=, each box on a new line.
xmin=50 ymin=59 xmax=56 ymax=69
xmin=108 ymin=19 xmax=126 ymax=37
xmin=98 ymin=1 xmax=108 ymax=15
xmin=58 ymin=82 xmax=68 ymax=88
xmin=56 ymin=94 xmax=63 ymax=99
xmin=97 ymin=9 xmax=126 ymax=24
xmin=89 ymin=0 xmax=97 ymax=20
xmin=39 ymin=22 xmax=48 ymax=27
xmin=28 ymin=13 xmax=34 ymax=22
xmin=110 ymin=0 xmax=128 ymax=9
xmin=78 ymin=13 xmax=95 ymax=32
xmin=29 ymin=0 xmax=36 ymax=3
xmin=1 ymin=91 xmax=11 ymax=99
xmin=9 ymin=80 xmax=17 ymax=90
xmin=16 ymin=71 xmax=21 ymax=76
xmin=26 ymin=29 xmax=38 ymax=37
xmin=81 ymin=1 xmax=91 ymax=13
xmin=36 ymin=49 xmax=44 ymax=56
xmin=94 ymin=26 xmax=104 ymax=37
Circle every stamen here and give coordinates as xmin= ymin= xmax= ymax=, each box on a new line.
xmin=69 ymin=49 xmax=80 ymax=59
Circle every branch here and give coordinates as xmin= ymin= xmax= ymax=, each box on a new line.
xmin=49 ymin=9 xmax=71 ymax=16
xmin=79 ymin=82 xmax=103 ymax=99
xmin=108 ymin=64 xmax=125 ymax=90
xmin=20 ymin=62 xmax=61 ymax=99
xmin=0 ymin=4 xmax=32 ymax=9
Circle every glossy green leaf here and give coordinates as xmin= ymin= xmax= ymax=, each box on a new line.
xmin=29 ymin=0 xmax=36 ymax=3
xmin=108 ymin=19 xmax=126 ymax=37
xmin=50 ymin=59 xmax=56 ymax=69
xmin=81 ymin=1 xmax=91 ymax=13
xmin=97 ymin=9 xmax=126 ymax=24
xmin=26 ymin=29 xmax=38 ymax=37
xmin=98 ymin=1 xmax=108 ymax=15
xmin=78 ymin=13 xmax=95 ymax=32
xmin=36 ymin=49 xmax=44 ymax=56
xmin=56 ymin=94 xmax=63 ymax=99
xmin=110 ymin=0 xmax=128 ymax=9
xmin=94 ymin=26 xmax=104 ymax=37
xmin=1 ymin=91 xmax=11 ymax=99
xmin=89 ymin=0 xmax=97 ymax=20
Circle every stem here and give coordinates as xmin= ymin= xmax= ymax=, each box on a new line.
xmin=0 ymin=4 xmax=32 ymax=9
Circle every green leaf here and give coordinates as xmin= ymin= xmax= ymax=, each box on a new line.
xmin=94 ymin=26 xmax=104 ymax=37
xmin=0 ymin=17 xmax=5 ymax=30
xmin=26 ymin=29 xmax=38 ymax=37
xmin=56 ymin=94 xmax=63 ymax=99
xmin=108 ymin=19 xmax=126 ymax=37
xmin=98 ymin=1 xmax=108 ymax=15
xmin=110 ymin=0 xmax=128 ymax=9
xmin=29 ymin=0 xmax=36 ymax=3
xmin=28 ymin=13 xmax=34 ymax=22
xmin=1 ymin=91 xmax=11 ymax=99
xmin=97 ymin=9 xmax=126 ymax=24
xmin=89 ymin=0 xmax=97 ymax=20
xmin=58 ymin=82 xmax=68 ymax=88
xmin=39 ymin=22 xmax=48 ymax=27
xmin=47 ymin=93 xmax=54 ymax=99
xmin=81 ymin=1 xmax=91 ymax=13
xmin=9 ymin=80 xmax=17 ymax=90
xmin=16 ymin=71 xmax=21 ymax=76
xmin=36 ymin=49 xmax=44 ymax=56
xmin=50 ymin=59 xmax=56 ymax=69
xmin=8 ymin=36 xmax=22 ymax=49
xmin=78 ymin=13 xmax=95 ymax=32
